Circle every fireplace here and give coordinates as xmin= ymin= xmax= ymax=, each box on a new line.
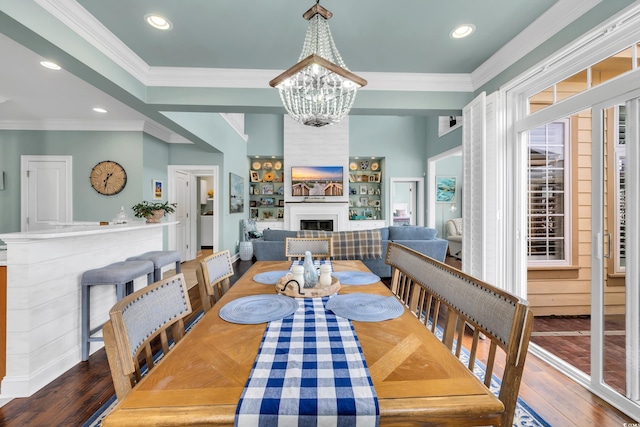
xmin=300 ymin=219 xmax=334 ymax=231
xmin=285 ymin=202 xmax=350 ymax=231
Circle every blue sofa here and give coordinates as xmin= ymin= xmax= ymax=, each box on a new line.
xmin=252 ymin=226 xmax=448 ymax=278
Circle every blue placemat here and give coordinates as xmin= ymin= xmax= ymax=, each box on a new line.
xmin=219 ymin=294 xmax=298 ymax=324
xmin=252 ymin=270 xmax=289 ymax=285
xmin=332 ymin=271 xmax=380 ymax=285
xmin=325 ymin=293 xmax=405 ymax=322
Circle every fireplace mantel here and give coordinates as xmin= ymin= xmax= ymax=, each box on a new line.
xmin=285 ymin=202 xmax=350 ymax=231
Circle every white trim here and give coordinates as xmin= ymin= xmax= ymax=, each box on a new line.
xmin=427 ymin=147 xmax=462 ymax=230
xmin=219 ymin=113 xmax=248 ymax=142
xmin=472 ymin=0 xmax=602 ymax=88
xmin=0 ymin=119 xmax=192 ymax=144
xmin=34 ymin=0 xmax=150 ymax=83
xmin=35 ymin=0 xmax=593 ymax=93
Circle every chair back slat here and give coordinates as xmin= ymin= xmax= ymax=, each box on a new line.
xmin=285 ymin=237 xmax=333 ymax=261
xmin=386 ymin=242 xmax=533 ymax=427
xmin=197 ymin=250 xmax=234 ymax=312
xmin=104 ymin=273 xmax=192 ymax=401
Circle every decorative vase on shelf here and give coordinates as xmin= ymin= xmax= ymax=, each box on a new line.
xmin=302 ymin=251 xmax=318 ymax=288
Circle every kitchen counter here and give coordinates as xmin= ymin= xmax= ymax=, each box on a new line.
xmin=0 ymin=221 xmax=177 ymax=398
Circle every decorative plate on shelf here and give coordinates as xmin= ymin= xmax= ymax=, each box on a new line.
xmin=274 ymin=161 xmax=282 ymax=170
xmin=371 ymin=162 xmax=379 ymax=171
xmin=252 ymin=161 xmax=261 ymax=170
xmin=349 ymin=162 xmax=357 ymax=171
xmin=262 ymin=161 xmax=273 ymax=171
xmin=263 ymin=171 xmax=275 ymax=182
xmin=360 ymin=161 xmax=369 ymax=170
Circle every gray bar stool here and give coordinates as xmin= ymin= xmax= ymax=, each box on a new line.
xmin=81 ymin=260 xmax=154 ymax=361
xmin=127 ymin=250 xmax=181 ymax=282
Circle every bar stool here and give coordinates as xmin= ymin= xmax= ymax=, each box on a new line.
xmin=81 ymin=260 xmax=154 ymax=361
xmin=126 ymin=250 xmax=181 ymax=282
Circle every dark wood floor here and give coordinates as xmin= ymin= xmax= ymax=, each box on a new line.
xmin=0 ymin=254 xmax=636 ymax=426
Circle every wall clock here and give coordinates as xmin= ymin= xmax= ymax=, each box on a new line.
xmin=90 ymin=160 xmax=127 ymax=195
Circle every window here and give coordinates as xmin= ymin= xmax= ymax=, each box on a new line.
xmin=527 ymin=121 xmax=571 ymax=265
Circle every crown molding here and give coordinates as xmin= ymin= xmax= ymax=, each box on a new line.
xmin=0 ymin=118 xmax=187 ymax=143
xmin=0 ymin=119 xmax=144 ymax=131
xmin=472 ymin=0 xmax=602 ymax=89
xmin=147 ymin=67 xmax=473 ymax=92
xmin=358 ymin=72 xmax=473 ymax=92
xmin=35 ymin=0 xmax=150 ymax=82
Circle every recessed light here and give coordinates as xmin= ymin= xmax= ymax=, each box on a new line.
xmin=450 ymin=24 xmax=475 ymax=39
xmin=93 ymin=107 xmax=108 ymax=113
xmin=145 ymin=14 xmax=172 ymax=30
xmin=40 ymin=61 xmax=61 ymax=70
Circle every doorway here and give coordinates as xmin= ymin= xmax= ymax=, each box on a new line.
xmin=389 ymin=177 xmax=424 ymax=226
xmin=20 ymin=155 xmax=72 ymax=231
xmin=167 ymin=165 xmax=219 ymax=262
xmin=427 ymin=147 xmax=462 ymax=239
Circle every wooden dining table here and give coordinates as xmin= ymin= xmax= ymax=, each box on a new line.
xmin=102 ymin=260 xmax=504 ymax=426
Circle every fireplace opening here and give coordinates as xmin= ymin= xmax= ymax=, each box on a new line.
xmin=300 ymin=219 xmax=334 ymax=231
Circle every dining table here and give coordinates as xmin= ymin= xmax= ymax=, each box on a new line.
xmin=101 ymin=260 xmax=504 ymax=426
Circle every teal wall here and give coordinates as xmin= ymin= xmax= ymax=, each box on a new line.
xmin=246 ymin=115 xmax=283 ymax=157
xmin=164 ymin=112 xmax=250 ymax=251
xmin=0 ymin=130 xmax=147 ymax=230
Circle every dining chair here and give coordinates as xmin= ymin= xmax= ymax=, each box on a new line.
xmin=284 ymin=237 xmax=333 ymax=261
xmin=103 ymin=273 xmax=192 ymax=401
xmin=386 ymin=242 xmax=533 ymax=427
xmin=196 ymin=249 xmax=234 ymax=313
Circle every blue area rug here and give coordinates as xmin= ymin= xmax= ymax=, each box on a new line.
xmin=83 ymin=310 xmax=550 ymax=427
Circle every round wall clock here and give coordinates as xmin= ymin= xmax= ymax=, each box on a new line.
xmin=90 ymin=160 xmax=127 ymax=195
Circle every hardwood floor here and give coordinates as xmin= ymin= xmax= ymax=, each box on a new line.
xmin=0 ymin=254 xmax=635 ymax=426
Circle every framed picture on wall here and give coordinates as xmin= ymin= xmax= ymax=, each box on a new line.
xmin=436 ymin=176 xmax=456 ymax=203
xmin=229 ymin=173 xmax=244 ymax=213
xmin=152 ymin=180 xmax=163 ymax=200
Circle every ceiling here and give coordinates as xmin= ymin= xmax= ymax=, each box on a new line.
xmin=0 ymin=0 xmax=616 ymax=144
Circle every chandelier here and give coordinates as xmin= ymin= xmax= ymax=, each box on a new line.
xmin=269 ymin=1 xmax=367 ymax=127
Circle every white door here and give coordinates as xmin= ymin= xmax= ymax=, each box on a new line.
xmin=21 ymin=156 xmax=72 ymax=231
xmin=175 ymin=171 xmax=190 ymax=262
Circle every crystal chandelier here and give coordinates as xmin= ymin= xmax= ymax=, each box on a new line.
xmin=269 ymin=1 xmax=367 ymax=127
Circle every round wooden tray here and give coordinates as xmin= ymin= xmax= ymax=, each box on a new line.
xmin=275 ymin=276 xmax=341 ymax=298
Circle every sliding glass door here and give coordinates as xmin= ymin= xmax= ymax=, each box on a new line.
xmin=593 ymin=97 xmax=639 ymax=407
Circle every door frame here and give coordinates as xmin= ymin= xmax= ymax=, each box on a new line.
xmin=427 ymin=147 xmax=462 ymax=230
xmin=389 ymin=177 xmax=424 ymax=226
xmin=20 ymin=155 xmax=73 ymax=231
xmin=167 ymin=165 xmax=219 ymax=260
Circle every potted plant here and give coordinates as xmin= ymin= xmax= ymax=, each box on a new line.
xmin=132 ymin=201 xmax=177 ymax=223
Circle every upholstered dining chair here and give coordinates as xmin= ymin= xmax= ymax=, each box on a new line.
xmin=103 ymin=273 xmax=192 ymax=401
xmin=285 ymin=237 xmax=333 ymax=261
xmin=196 ymin=249 xmax=234 ymax=313
xmin=386 ymin=242 xmax=533 ymax=427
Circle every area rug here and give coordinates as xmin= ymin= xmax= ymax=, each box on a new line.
xmin=83 ymin=310 xmax=551 ymax=427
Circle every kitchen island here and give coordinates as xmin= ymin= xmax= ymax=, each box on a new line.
xmin=0 ymin=221 xmax=177 ymax=398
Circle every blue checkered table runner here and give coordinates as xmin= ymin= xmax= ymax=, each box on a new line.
xmin=235 ymin=296 xmax=379 ymax=427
